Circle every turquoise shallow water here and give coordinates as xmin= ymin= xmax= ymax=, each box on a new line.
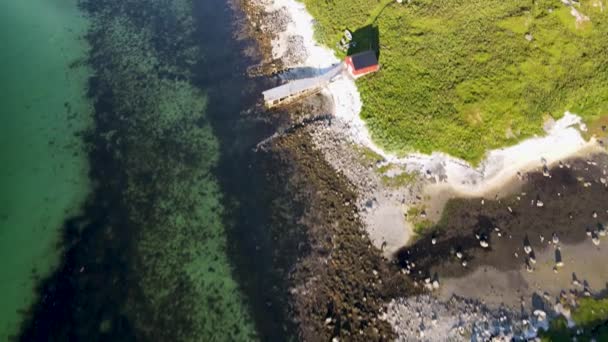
xmin=0 ymin=0 xmax=91 ymax=339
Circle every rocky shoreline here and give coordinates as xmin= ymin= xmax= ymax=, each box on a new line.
xmin=239 ymin=0 xmax=608 ymax=340
xmin=241 ymin=0 xmax=289 ymax=76
xmin=240 ymin=2 xmax=420 ymax=340
xmin=269 ymin=128 xmax=417 ymax=340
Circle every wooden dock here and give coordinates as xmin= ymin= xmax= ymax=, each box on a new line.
xmin=262 ymin=63 xmax=345 ymax=108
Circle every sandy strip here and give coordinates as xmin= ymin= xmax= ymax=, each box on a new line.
xmin=400 ymin=113 xmax=599 ymax=197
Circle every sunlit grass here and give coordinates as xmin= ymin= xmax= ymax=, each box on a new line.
xmin=303 ymin=0 xmax=608 ymax=164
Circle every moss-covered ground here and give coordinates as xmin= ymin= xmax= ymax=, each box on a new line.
xmin=541 ymin=297 xmax=608 ymax=341
xmin=304 ymin=0 xmax=608 ymax=164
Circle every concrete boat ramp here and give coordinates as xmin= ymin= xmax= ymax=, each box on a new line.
xmin=262 ymin=63 xmax=346 ymax=108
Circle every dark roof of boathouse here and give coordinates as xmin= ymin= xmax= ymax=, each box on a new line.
xmin=349 ymin=51 xmax=378 ymax=70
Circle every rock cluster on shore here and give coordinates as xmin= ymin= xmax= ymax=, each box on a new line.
xmin=308 ymin=120 xmax=421 ymax=257
xmin=266 ymin=127 xmax=417 ymax=341
xmin=385 ymin=295 xmax=524 ymax=341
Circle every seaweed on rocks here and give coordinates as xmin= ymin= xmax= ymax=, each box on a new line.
xmin=270 ymin=129 xmax=418 ymax=341
xmin=240 ymin=0 xmax=287 ymax=77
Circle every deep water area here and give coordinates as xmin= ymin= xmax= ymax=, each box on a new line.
xmin=13 ymin=0 xmax=303 ymax=340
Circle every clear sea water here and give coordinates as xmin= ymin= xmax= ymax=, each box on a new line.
xmin=1 ymin=0 xmax=291 ymax=340
xmin=0 ymin=0 xmax=91 ymax=338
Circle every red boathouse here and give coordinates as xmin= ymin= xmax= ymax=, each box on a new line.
xmin=345 ymin=50 xmax=379 ymax=78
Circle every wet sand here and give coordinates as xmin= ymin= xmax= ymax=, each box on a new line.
xmin=399 ymin=152 xmax=608 ymax=310
xmin=440 ymin=240 xmax=608 ymax=310
xmin=365 ymin=197 xmax=411 ymax=257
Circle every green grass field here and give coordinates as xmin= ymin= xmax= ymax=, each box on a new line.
xmin=304 ymin=0 xmax=608 ymax=164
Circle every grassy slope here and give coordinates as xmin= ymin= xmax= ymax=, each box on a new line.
xmin=304 ymin=0 xmax=608 ymax=164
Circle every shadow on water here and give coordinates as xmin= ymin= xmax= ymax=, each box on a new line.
xmin=17 ymin=0 xmax=306 ymax=340
xmin=191 ymin=0 xmax=305 ymax=339
xmin=280 ymin=64 xmax=343 ymax=79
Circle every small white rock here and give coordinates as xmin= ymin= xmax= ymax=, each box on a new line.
xmin=534 ymin=310 xmax=547 ymax=321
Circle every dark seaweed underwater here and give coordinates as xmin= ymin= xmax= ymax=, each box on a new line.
xmin=15 ymin=0 xmax=306 ymax=340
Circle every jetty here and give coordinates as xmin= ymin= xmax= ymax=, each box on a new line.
xmin=262 ymin=63 xmax=345 ymax=108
